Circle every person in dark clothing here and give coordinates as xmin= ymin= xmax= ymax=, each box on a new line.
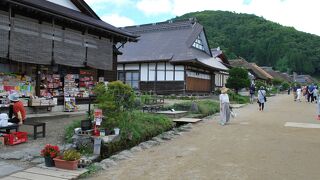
xmin=249 ymin=84 xmax=256 ymax=104
xmin=307 ymin=84 xmax=315 ymax=103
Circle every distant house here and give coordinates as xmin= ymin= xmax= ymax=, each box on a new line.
xmin=211 ymin=47 xmax=230 ymax=88
xmin=229 ymin=58 xmax=273 ymax=83
xmin=260 ymin=67 xmax=293 ymax=83
xmin=294 ymin=74 xmax=317 ymax=84
xmin=117 ymin=19 xmax=229 ymax=94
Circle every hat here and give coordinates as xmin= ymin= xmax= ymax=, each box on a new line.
xmin=8 ymin=93 xmax=19 ymax=102
xmin=260 ymin=86 xmax=264 ymax=89
xmin=220 ymin=87 xmax=229 ymax=93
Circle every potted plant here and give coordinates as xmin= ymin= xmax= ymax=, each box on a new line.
xmin=53 ymin=149 xmax=81 ymax=170
xmin=40 ymin=144 xmax=60 ymax=167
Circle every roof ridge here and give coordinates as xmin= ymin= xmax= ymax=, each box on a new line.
xmin=120 ymin=18 xmax=197 ymax=33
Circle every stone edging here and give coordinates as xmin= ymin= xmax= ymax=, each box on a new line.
xmin=91 ymin=123 xmax=194 ymax=171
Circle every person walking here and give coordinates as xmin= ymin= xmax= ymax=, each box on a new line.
xmin=296 ymin=86 xmax=302 ymax=102
xmin=293 ymin=84 xmax=297 ymax=101
xmin=249 ymin=84 xmax=256 ymax=104
xmin=257 ymin=86 xmax=267 ymax=111
xmin=313 ymin=86 xmax=318 ymax=103
xmin=317 ymin=90 xmax=320 ymax=120
xmin=307 ymin=84 xmax=315 ymax=103
xmin=219 ymin=87 xmax=230 ymax=126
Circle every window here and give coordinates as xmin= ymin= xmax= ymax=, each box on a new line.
xmin=118 ymin=71 xmax=125 ymax=82
xmin=192 ymin=35 xmax=205 ymax=51
xmin=118 ymin=71 xmax=139 ymax=90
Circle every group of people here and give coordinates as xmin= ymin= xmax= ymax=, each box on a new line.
xmin=292 ymin=84 xmax=318 ymax=103
xmin=292 ymin=84 xmax=320 ymax=120
xmin=219 ymin=84 xmax=267 ymax=126
xmin=250 ymin=84 xmax=267 ymax=111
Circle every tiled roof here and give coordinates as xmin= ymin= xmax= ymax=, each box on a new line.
xmin=5 ymin=0 xmax=137 ymax=40
xmin=118 ymin=19 xmax=227 ymax=71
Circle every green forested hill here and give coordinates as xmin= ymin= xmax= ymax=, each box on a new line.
xmin=174 ymin=11 xmax=320 ymax=75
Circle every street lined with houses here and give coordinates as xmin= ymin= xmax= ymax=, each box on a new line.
xmin=89 ymin=94 xmax=320 ymax=180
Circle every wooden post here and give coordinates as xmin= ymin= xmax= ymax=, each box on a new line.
xmin=7 ymin=4 xmax=11 ymax=59
xmin=36 ymin=65 xmax=40 ymax=96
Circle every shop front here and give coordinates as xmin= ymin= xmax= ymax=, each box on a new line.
xmin=0 ymin=0 xmax=137 ymax=113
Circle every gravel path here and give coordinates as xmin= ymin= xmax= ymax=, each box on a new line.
xmin=90 ymin=94 xmax=320 ymax=180
xmin=0 ymin=115 xmax=85 ymax=170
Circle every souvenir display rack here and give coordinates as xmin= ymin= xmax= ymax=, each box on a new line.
xmin=40 ymin=74 xmax=63 ymax=97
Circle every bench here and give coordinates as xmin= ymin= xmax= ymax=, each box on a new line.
xmin=0 ymin=124 xmax=19 ymax=134
xmin=24 ymin=121 xmax=46 ymax=140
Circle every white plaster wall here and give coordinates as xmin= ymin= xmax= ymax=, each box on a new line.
xmin=117 ymin=64 xmax=124 ymax=71
xmin=166 ymin=71 xmax=174 ymax=81
xmin=149 ymin=63 xmax=156 ymax=81
xmin=186 ymin=70 xmax=210 ymax=80
xmin=157 ymin=62 xmax=165 ymax=81
xmin=125 ymin=64 xmax=139 ymax=70
xmin=165 ymin=63 xmax=174 ymax=81
xmin=175 ymin=65 xmax=184 ymax=81
xmin=141 ymin=64 xmax=148 ymax=81
xmin=46 ymin=0 xmax=80 ymax=11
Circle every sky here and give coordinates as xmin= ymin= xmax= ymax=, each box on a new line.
xmin=84 ymin=0 xmax=320 ymax=36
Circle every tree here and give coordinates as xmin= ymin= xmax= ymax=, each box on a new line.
xmin=271 ymin=78 xmax=284 ymax=86
xmin=225 ymin=67 xmax=250 ymax=93
xmin=93 ymin=81 xmax=135 ymax=128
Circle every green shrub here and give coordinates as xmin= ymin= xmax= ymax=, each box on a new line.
xmin=281 ymin=82 xmax=290 ymax=90
xmin=255 ymin=80 xmax=267 ymax=90
xmin=197 ymin=100 xmax=220 ymax=116
xmin=228 ymin=91 xmax=250 ymax=104
xmin=271 ymin=78 xmax=284 ymax=86
xmin=62 ymin=149 xmax=81 ymax=161
xmin=165 ymin=100 xmax=219 ymax=116
xmin=65 ymin=119 xmax=82 ymax=143
xmin=101 ymin=111 xmax=173 ymax=158
xmin=93 ymin=81 xmax=136 ymax=128
xmin=226 ymin=67 xmax=250 ymax=93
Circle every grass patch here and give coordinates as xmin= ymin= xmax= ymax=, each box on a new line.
xmin=79 ymin=164 xmax=103 ymax=178
xmin=164 ymin=100 xmax=219 ymax=117
xmin=228 ymin=91 xmax=249 ymax=104
xmin=101 ymin=111 xmax=174 ymax=158
xmin=65 ymin=119 xmax=82 ymax=143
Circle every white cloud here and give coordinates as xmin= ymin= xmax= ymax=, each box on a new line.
xmin=137 ymin=0 xmax=173 ymax=15
xmin=101 ymin=14 xmax=135 ymax=27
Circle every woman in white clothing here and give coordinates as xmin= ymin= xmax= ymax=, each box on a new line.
xmin=257 ymin=86 xmax=267 ymax=111
xmin=219 ymin=87 xmax=230 ymax=126
xmin=296 ymin=87 xmax=302 ymax=102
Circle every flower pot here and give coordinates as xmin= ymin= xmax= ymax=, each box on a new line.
xmin=53 ymin=157 xmax=79 ymax=170
xmin=44 ymin=156 xmax=55 ymax=167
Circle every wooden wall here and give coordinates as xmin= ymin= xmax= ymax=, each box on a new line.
xmin=140 ymin=81 xmax=184 ymax=94
xmin=186 ymin=77 xmax=210 ymax=92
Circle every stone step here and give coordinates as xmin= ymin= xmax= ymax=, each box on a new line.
xmin=173 ymin=118 xmax=202 ymax=123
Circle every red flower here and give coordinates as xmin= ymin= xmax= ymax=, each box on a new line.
xmin=40 ymin=144 xmax=60 ymax=158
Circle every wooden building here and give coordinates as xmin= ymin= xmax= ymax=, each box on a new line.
xmin=0 ymin=0 xmax=137 ymax=106
xmin=211 ymin=47 xmax=230 ymax=89
xmin=261 ymin=67 xmax=293 ymax=83
xmin=229 ymin=58 xmax=273 ymax=84
xmin=117 ymin=19 xmax=229 ymax=95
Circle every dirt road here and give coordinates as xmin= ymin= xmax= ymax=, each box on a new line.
xmin=90 ymin=94 xmax=320 ymax=180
